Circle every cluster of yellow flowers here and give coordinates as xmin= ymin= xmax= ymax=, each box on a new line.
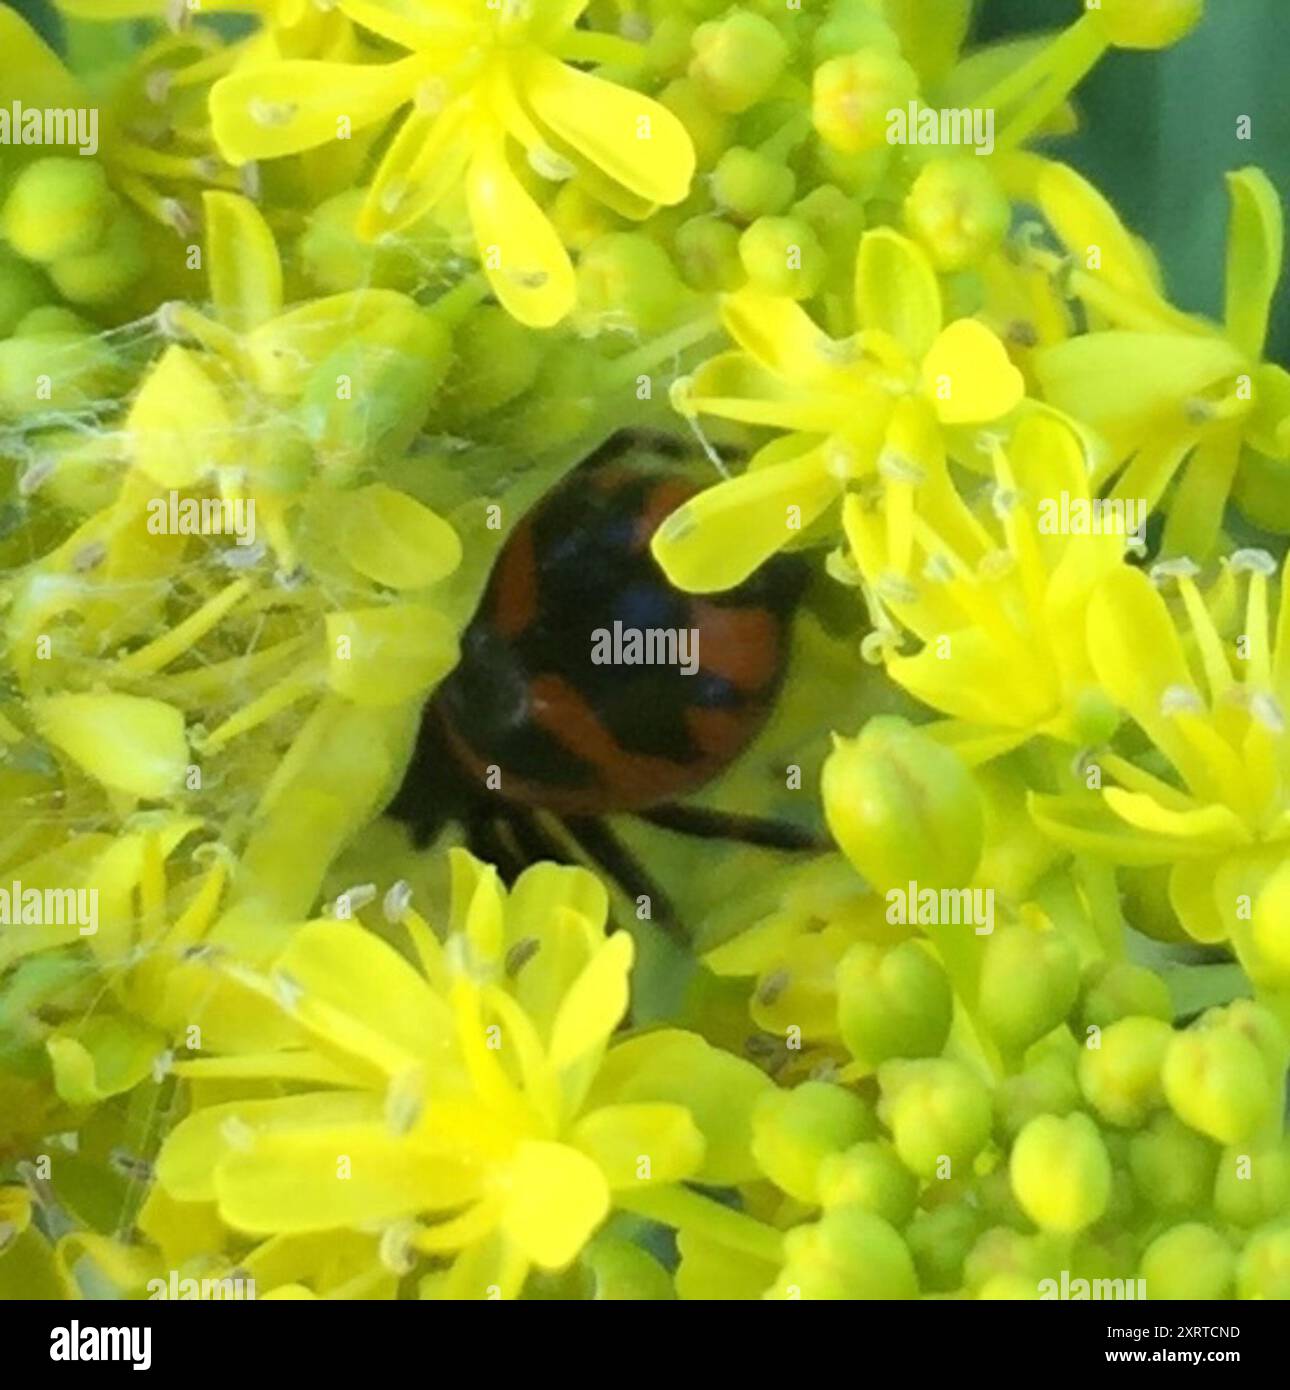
xmin=2 ymin=0 xmax=1289 ymax=1302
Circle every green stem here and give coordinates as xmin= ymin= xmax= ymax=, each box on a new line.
xmin=995 ymin=19 xmax=1110 ymax=154
xmin=1072 ymin=854 xmax=1127 ymax=961
xmin=976 ymin=16 xmax=1106 ymax=125
xmin=615 ymin=1185 xmax=785 ymax=1264
xmin=430 ymin=273 xmax=490 ymax=329
xmin=605 ymin=311 xmax=722 ymax=388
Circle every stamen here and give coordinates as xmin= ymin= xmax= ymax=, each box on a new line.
xmin=1228 ymin=548 xmax=1277 ymax=578
xmin=383 ymin=880 xmax=413 ymax=924
xmin=1160 ymin=684 xmax=1205 ymax=716
xmin=756 ymin=969 xmax=790 ymax=1006
xmin=505 ymin=937 xmax=540 ymax=977
xmin=1150 ymin=556 xmax=1200 ymax=585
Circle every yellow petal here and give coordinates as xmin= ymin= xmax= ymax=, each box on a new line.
xmin=337 ymin=484 xmax=462 ymax=589
xmin=921 ymin=318 xmax=1025 ymax=425
xmin=46 ymin=1016 xmax=167 ymax=1106
xmin=499 ymin=1140 xmax=610 ymax=1269
xmin=547 ymin=931 xmax=634 ymax=1073
xmin=203 ymin=191 xmax=283 ymax=332
xmin=127 ymin=346 xmax=232 ymax=488
xmin=33 ymin=693 xmax=187 ymax=799
xmin=1224 ymin=168 xmax=1283 ymax=360
xmin=855 ymin=228 xmax=942 ymax=361
xmin=1102 ymin=788 xmax=1252 ymax=850
xmin=358 ymin=101 xmax=472 ymax=241
xmin=325 ymin=604 xmax=459 ymax=706
xmin=570 ymin=1103 xmax=704 ymax=1187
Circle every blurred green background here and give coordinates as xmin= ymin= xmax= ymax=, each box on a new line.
xmin=5 ymin=0 xmax=1287 ymax=360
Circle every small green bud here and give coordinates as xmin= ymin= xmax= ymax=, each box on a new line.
xmin=1091 ymin=0 xmax=1204 ymax=50
xmin=751 ymin=1081 xmax=876 ymax=1203
xmin=906 ymin=1200 xmax=981 ymax=1292
xmin=1213 ymin=1139 xmax=1290 ymax=1228
xmin=658 ymin=77 xmax=732 ymax=169
xmin=963 ymin=1225 xmax=1058 ymax=1293
xmin=574 ymin=232 xmax=685 ymax=339
xmin=1078 ymin=1016 xmax=1172 ymax=1128
xmin=0 ymin=330 xmax=125 ymax=419
xmin=48 ymin=207 xmax=148 ymax=307
xmin=813 ymin=2 xmax=902 ymax=62
xmin=712 ymin=146 xmax=796 ymax=222
xmin=1139 ymin=1224 xmax=1235 ymax=1300
xmin=1010 ymin=1113 xmax=1112 ymax=1235
xmin=0 ymin=246 xmax=49 ymax=336
xmin=1219 ymin=998 xmax=1289 ymax=1083
xmin=583 ymin=1234 xmax=675 ymax=1300
xmin=977 ymin=1272 xmax=1042 ymax=1300
xmin=878 ymin=1058 xmax=992 ymax=1180
xmin=993 ymin=1053 xmax=1080 ymax=1142
xmin=674 ymin=217 xmax=744 ymax=292
xmin=816 ymin=1141 xmax=918 ymax=1226
xmin=548 ymin=184 xmax=617 ymax=253
xmin=1 ymin=157 xmax=114 ymax=263
xmin=1236 ymin=1223 xmax=1290 ymax=1300
xmin=690 ymin=10 xmax=789 ymax=114
xmin=791 ymin=183 xmax=865 ymax=265
xmin=768 ymin=1205 xmax=918 ymax=1299
xmin=441 ymin=305 xmax=542 ymax=426
xmin=835 ymin=939 xmax=952 ymax=1070
xmin=979 ymin=921 xmax=1080 ymax=1056
xmin=1162 ymin=1026 xmax=1276 ymax=1144
xmin=738 ymin=215 xmax=825 ymax=299
xmin=903 ymin=158 xmax=1010 ymax=272
xmin=644 ymin=14 xmax=696 ymax=78
xmin=16 ymin=306 xmax=87 ymax=336
xmin=812 ymin=49 xmax=918 ymax=156
xmin=1128 ymin=1111 xmax=1218 ymax=1215
xmin=821 ymin=717 xmax=985 ymax=893
xmin=299 ymin=189 xmax=435 ymax=293
xmin=1076 ymin=959 xmax=1173 ymax=1033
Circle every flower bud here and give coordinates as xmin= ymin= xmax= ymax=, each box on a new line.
xmin=1076 ymin=959 xmax=1173 ymax=1033
xmin=583 ymin=1234 xmax=675 ymax=1300
xmin=0 ymin=246 xmax=49 ymax=336
xmin=712 ymin=146 xmax=796 ymax=222
xmin=0 ymin=329 xmax=125 ymax=419
xmin=1 ymin=157 xmax=114 ymax=263
xmin=574 ymin=232 xmax=685 ymax=339
xmin=441 ymin=305 xmax=542 ymax=426
xmin=751 ymin=1081 xmax=876 ymax=1203
xmin=1128 ymin=1111 xmax=1218 ymax=1215
xmin=821 ymin=717 xmax=985 ymax=893
xmin=812 ymin=49 xmax=918 ymax=156
xmin=738 ymin=215 xmax=825 ymax=299
xmin=835 ymin=939 xmax=952 ymax=1069
xmin=1162 ymin=1026 xmax=1276 ymax=1144
xmin=1236 ymin=1223 xmax=1290 ymax=1300
xmin=1139 ymin=1223 xmax=1235 ymax=1300
xmin=48 ymin=208 xmax=148 ymax=307
xmin=813 ymin=1 xmax=902 ymax=63
xmin=903 ymin=158 xmax=1010 ymax=272
xmin=674 ymin=216 xmax=744 ymax=291
xmin=298 ymin=189 xmax=432 ymax=293
xmin=993 ymin=1052 xmax=1080 ymax=1142
xmin=816 ymin=1141 xmax=918 ymax=1226
xmin=906 ymin=1200 xmax=981 ymax=1291
xmin=878 ymin=1058 xmax=992 ymax=1180
xmin=768 ymin=1205 xmax=918 ymax=1299
xmin=963 ymin=1225 xmax=1059 ymax=1293
xmin=1090 ymin=0 xmax=1204 ymax=50
xmin=1010 ymin=1112 xmax=1112 ymax=1234
xmin=979 ymin=920 xmax=1080 ymax=1056
xmin=791 ymin=184 xmax=865 ymax=268
xmin=1078 ymin=1016 xmax=1172 ymax=1128
xmin=689 ymin=11 xmax=788 ymax=114
xmin=1213 ymin=1139 xmax=1290 ymax=1228
xmin=658 ymin=78 xmax=732 ymax=169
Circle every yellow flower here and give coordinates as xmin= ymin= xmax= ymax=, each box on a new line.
xmin=651 ymin=228 xmax=1025 ymax=592
xmin=206 ymin=1 xmax=695 ymax=326
xmin=1022 ymin=161 xmax=1287 ymax=558
xmin=154 ymin=850 xmax=771 ymax=1297
xmin=1030 ymin=551 xmax=1290 ymax=988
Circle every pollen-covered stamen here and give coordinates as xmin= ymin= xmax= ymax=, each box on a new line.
xmin=505 ymin=937 xmax=540 ymax=977
xmin=249 ymin=98 xmax=300 ymax=129
xmin=1229 ymin=548 xmax=1278 ymax=578
xmin=1249 ymin=691 xmax=1286 ymax=735
xmin=756 ymin=969 xmax=790 ymax=1007
xmin=108 ymin=1149 xmax=154 ymax=1182
xmin=876 ymin=572 xmax=920 ymax=606
xmin=379 ymin=1221 xmax=419 ymax=1276
xmin=878 ymin=450 xmax=926 ymax=486
xmin=527 ymin=145 xmax=576 ymax=182
xmin=218 ymin=1116 xmax=255 ymax=1153
xmin=271 ymin=969 xmax=305 ymax=1011
xmin=1149 ymin=556 xmax=1201 ymax=585
xmin=385 ymin=1069 xmax=425 ymax=1137
xmin=383 ymin=880 xmax=414 ymax=924
xmin=1161 ymin=684 xmax=1206 ymax=717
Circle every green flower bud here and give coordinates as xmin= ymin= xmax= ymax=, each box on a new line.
xmin=1077 ymin=1016 xmax=1172 ymax=1128
xmin=906 ymin=1200 xmax=981 ymax=1292
xmin=816 ymin=1141 xmax=918 ymax=1226
xmin=574 ymin=232 xmax=685 ymax=339
xmin=979 ymin=921 xmax=1080 ymax=1056
xmin=1213 ymin=1139 xmax=1290 ymax=1228
xmin=821 ymin=717 xmax=985 ymax=893
xmin=963 ymin=1225 xmax=1059 ymax=1293
xmin=658 ymin=77 xmax=732 ymax=169
xmin=903 ymin=158 xmax=1009 ymax=272
xmin=584 ymin=1234 xmax=675 ymax=1300
xmin=835 ymin=939 xmax=952 ymax=1069
xmin=644 ymin=14 xmax=696 ymax=77
xmin=812 ymin=49 xmax=918 ymax=156
xmin=975 ymin=1165 xmax=1032 ymax=1231
xmin=1138 ymin=1224 xmax=1233 ymax=1300
xmin=1252 ymin=862 xmax=1290 ymax=975
xmin=878 ymin=1058 xmax=992 ymax=1180
xmin=1091 ymin=0 xmax=1204 ymax=50
xmin=751 ymin=1080 xmax=876 ymax=1203
xmin=442 ymin=304 xmax=542 ymax=426
xmin=1219 ymin=998 xmax=1289 ymax=1083
xmin=0 ymin=246 xmax=49 ymax=336
xmin=712 ymin=146 xmax=796 ymax=222
xmin=769 ymin=1205 xmax=918 ymax=1299
xmin=1010 ymin=1113 xmax=1112 ymax=1235
xmin=993 ymin=1052 xmax=1080 ymax=1142
xmin=549 ymin=184 xmax=617 ymax=253
xmin=813 ymin=1 xmax=901 ymax=62
xmin=1236 ymin=1223 xmax=1290 ymax=1300
xmin=977 ymin=1273 xmax=1041 ymax=1300
xmin=0 ymin=330 xmax=125 ymax=419
xmin=738 ymin=215 xmax=825 ymax=299
xmin=16 ymin=307 xmax=87 ymax=336
xmin=1076 ymin=960 xmax=1173 ymax=1033
xmin=791 ymin=183 xmax=865 ymax=266
xmin=503 ymin=342 xmax=601 ymax=450
xmin=298 ymin=189 xmax=435 ymax=293
xmin=1162 ymin=1026 xmax=1276 ymax=1144
xmin=690 ymin=11 xmax=789 ymax=114
xmin=1 ymin=157 xmax=114 ymax=263
xmin=674 ymin=216 xmax=744 ymax=291
xmin=1128 ymin=1111 xmax=1218 ymax=1215
xmin=48 ymin=208 xmax=148 ymax=307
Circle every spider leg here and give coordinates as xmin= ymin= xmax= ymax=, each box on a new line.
xmin=635 ymin=802 xmax=829 ymax=852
